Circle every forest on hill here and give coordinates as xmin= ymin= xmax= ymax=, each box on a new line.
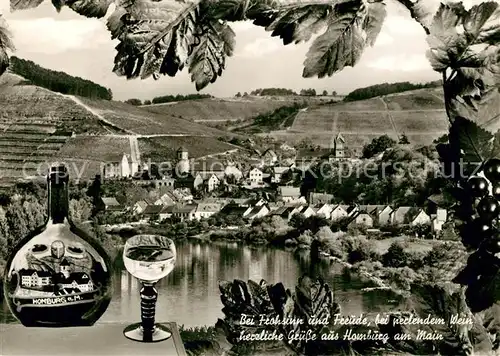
xmin=8 ymin=57 xmax=113 ymax=100
xmin=344 ymin=80 xmax=442 ymax=102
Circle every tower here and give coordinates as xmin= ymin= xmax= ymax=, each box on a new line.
xmin=176 ymin=146 xmax=190 ymax=176
xmin=330 ymin=133 xmax=345 ymax=158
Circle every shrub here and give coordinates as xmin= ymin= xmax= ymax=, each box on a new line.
xmin=382 ymin=241 xmax=410 ymax=268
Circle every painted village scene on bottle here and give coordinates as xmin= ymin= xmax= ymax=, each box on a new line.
xmin=1 ymin=0 xmax=500 ymax=354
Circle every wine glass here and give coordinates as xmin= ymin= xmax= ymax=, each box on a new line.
xmin=122 ymin=234 xmax=176 ymax=342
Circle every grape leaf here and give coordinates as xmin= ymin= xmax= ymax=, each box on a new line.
xmin=302 ymin=0 xmax=365 ymax=78
xmin=10 ymin=0 xmax=44 ymax=11
xmin=188 ymin=20 xmax=235 ymax=91
xmin=448 ymin=116 xmax=493 ymax=165
xmin=395 ymin=0 xmax=441 ymax=35
xmin=107 ymin=0 xmax=235 ymax=90
xmin=426 ymin=2 xmax=467 ymax=72
xmin=463 ymin=1 xmax=500 ymax=45
xmin=246 ymin=2 xmax=334 ymax=45
xmin=51 ymin=0 xmax=112 ymax=18
xmin=363 ymin=0 xmax=386 ymax=47
xmin=406 ymin=283 xmax=474 ymax=354
xmin=0 ymin=16 xmax=14 ymax=77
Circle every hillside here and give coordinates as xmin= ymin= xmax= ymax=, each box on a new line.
xmin=261 ymin=88 xmax=449 ymax=151
xmin=0 ymin=72 xmax=243 ymax=185
xmin=142 ymin=96 xmax=333 ymax=124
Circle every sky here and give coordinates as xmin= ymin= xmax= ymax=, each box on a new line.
xmin=0 ymin=0 xmax=483 ymax=100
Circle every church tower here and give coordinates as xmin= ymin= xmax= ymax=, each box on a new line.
xmin=330 ymin=133 xmax=345 ymax=159
xmin=176 ymin=146 xmax=190 ymax=175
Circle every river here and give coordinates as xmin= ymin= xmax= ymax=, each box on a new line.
xmin=1 ymin=241 xmax=402 ymax=327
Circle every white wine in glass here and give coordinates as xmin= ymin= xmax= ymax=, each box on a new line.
xmin=122 ymin=235 xmax=176 ymax=343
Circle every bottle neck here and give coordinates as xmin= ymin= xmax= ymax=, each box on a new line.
xmin=48 ymin=179 xmax=68 ymax=224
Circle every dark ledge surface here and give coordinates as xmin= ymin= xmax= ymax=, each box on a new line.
xmin=1 ymin=321 xmax=187 ymax=356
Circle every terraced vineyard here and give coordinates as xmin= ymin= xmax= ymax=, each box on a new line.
xmin=0 ymin=131 xmax=72 ymax=185
xmin=274 ymin=88 xmax=449 ymax=151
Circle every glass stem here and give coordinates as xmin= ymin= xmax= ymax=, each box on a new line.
xmin=140 ymin=282 xmax=157 ymax=335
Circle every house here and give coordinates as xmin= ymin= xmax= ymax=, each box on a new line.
xmin=102 ymin=153 xmax=139 ymax=178
xmin=143 ymin=205 xmax=163 ymax=220
xmin=159 ymin=191 xmax=177 ymax=205
xmin=308 ymin=192 xmax=334 ymax=205
xmin=271 ymin=166 xmax=290 ymax=183
xmin=193 ymin=173 xmax=220 ymax=192
xmin=377 ymin=206 xmax=393 ymax=226
xmin=101 ymin=197 xmax=122 ymax=212
xmin=159 ymin=205 xmax=175 ymax=221
xmin=426 ymin=194 xmax=447 ymax=215
xmin=220 ymin=204 xmax=248 ymax=218
xmin=172 ymin=188 xmax=194 ymax=202
xmin=277 ymin=186 xmax=305 ymax=204
xmin=345 ymin=205 xmax=360 ymax=217
xmin=133 ymin=200 xmax=150 ymax=214
xmin=195 ymin=203 xmax=222 ymax=220
xmin=359 ymin=205 xmax=388 ymax=225
xmin=19 ymin=269 xmax=52 ymax=288
xmin=389 ymin=207 xmax=412 ymax=225
xmin=224 ymin=163 xmax=243 ymax=182
xmin=293 ymin=205 xmax=316 ymax=218
xmin=348 ymin=211 xmax=374 ymax=228
xmin=248 ymin=167 xmax=263 ymax=186
xmin=58 ymin=273 xmax=94 ymax=293
xmin=330 ymin=204 xmax=348 ymax=221
xmin=271 ymin=206 xmax=296 ymax=220
xmin=431 ymin=208 xmax=448 ymax=233
xmin=314 ymin=203 xmax=334 ymax=219
xmin=407 ymin=208 xmax=431 ymax=226
xmin=244 ymin=205 xmax=270 ymax=220
xmin=390 ymin=207 xmax=431 ymax=225
xmin=172 ymin=204 xmax=198 ymax=221
xmin=261 ymin=149 xmax=278 ymax=166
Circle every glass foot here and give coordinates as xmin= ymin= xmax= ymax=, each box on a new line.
xmin=123 ymin=323 xmax=171 ymax=343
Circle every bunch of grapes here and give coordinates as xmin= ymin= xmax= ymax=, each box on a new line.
xmin=453 ymin=158 xmax=500 ymax=311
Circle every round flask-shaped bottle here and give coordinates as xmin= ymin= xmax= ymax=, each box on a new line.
xmin=3 ymin=165 xmax=113 ymax=326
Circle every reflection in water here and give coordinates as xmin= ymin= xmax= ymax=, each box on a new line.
xmin=1 ymin=241 xmax=402 ymax=327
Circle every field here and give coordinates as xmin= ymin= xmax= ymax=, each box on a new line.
xmin=143 ymin=96 xmax=333 ymax=123
xmin=291 ymin=111 xmax=336 ymax=131
xmin=57 ymin=136 xmax=131 ymax=162
xmin=138 ymin=136 xmax=238 ymax=162
xmin=76 ymin=97 xmax=230 ymax=136
xmin=391 ymin=111 xmax=449 ymax=132
xmin=270 ymin=88 xmax=449 ymax=150
xmin=383 ymin=91 xmax=444 ymax=111
xmin=336 ymin=112 xmax=394 ymax=133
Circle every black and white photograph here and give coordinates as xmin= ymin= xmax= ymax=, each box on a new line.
xmin=0 ymin=0 xmax=499 ymax=354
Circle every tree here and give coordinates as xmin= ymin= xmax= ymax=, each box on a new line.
xmin=124 ymin=98 xmax=142 ymax=106
xmin=362 ymin=134 xmax=397 ymax=158
xmin=322 ymin=90 xmax=328 ymax=96
xmin=143 ymin=99 xmax=151 ymax=105
xmin=399 ymin=133 xmax=410 ymax=144
xmin=331 ymin=90 xmax=337 ymax=96
xmin=235 ymin=92 xmax=241 ymax=97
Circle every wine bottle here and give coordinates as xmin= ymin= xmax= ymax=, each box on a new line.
xmin=3 ymin=165 xmax=113 ymax=327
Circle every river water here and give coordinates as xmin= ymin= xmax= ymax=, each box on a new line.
xmin=1 ymin=241 xmax=402 ymax=327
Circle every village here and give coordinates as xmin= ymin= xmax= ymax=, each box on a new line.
xmin=96 ymin=133 xmax=448 ymax=238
